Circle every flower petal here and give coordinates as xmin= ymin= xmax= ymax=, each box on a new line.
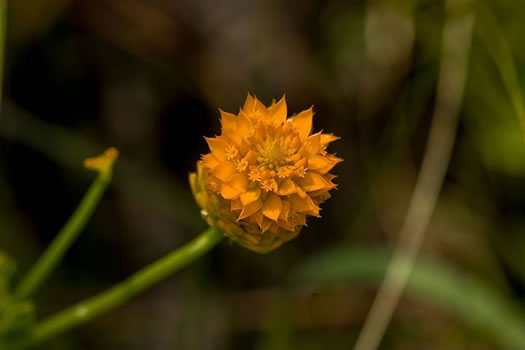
xmin=220 ymin=109 xmax=242 ymax=144
xmin=239 ymin=138 xmax=251 ymax=155
xmin=205 ymin=137 xmax=229 ymax=161
xmin=211 ymin=161 xmax=236 ymax=182
xmin=276 ymin=179 xmax=297 ymax=196
xmin=295 ymin=186 xmax=308 ymax=198
xmin=240 ymin=186 xmax=262 ymax=206
xmin=296 ymin=172 xmax=334 ymax=192
xmin=294 ymin=157 xmax=308 ymax=169
xmin=320 ymin=133 xmax=340 ymax=145
xmin=289 ymin=194 xmax=319 ymax=216
xmin=279 ymin=200 xmax=291 ymax=221
xmin=262 ymin=194 xmax=283 ymax=222
xmin=290 ymin=213 xmax=307 ymax=226
xmin=243 ymin=95 xmax=268 ymax=118
xmin=308 ymin=155 xmax=342 ymax=174
xmin=220 ymin=109 xmax=237 ymax=132
xmin=253 ymin=211 xmax=264 ymax=228
xmin=237 ymin=110 xmax=253 ymax=136
xmin=291 ymin=106 xmax=313 ymax=140
xmin=304 ymin=132 xmax=322 ymax=155
xmin=237 ymin=199 xmax=263 ymax=221
xmin=319 ymin=155 xmax=343 ymax=174
xmin=220 ymin=183 xmax=240 ymax=199
xmin=201 ymin=153 xmax=220 ymax=170
xmin=269 ymin=95 xmax=287 ymax=125
xmin=308 ymin=188 xmax=332 ymax=198
xmin=307 ymin=155 xmax=331 ymax=170
xmin=228 ymin=173 xmax=249 ymax=192
xmin=277 ymin=220 xmax=297 ymax=232
xmin=243 ymin=93 xmax=256 ymax=112
xmin=243 ymin=150 xmax=257 ymax=165
xmin=261 ymin=218 xmax=273 ymax=232
xmin=253 ymin=96 xmax=268 ymax=115
xmin=231 ymin=199 xmax=243 ymax=211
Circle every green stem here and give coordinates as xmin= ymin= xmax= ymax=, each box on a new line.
xmin=14 ymin=170 xmax=113 ymax=301
xmin=0 ymin=0 xmax=7 ymax=109
xmin=14 ymin=227 xmax=224 ymax=349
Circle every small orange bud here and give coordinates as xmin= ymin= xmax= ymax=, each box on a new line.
xmin=84 ymin=147 xmax=119 ymax=175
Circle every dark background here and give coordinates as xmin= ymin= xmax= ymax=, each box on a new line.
xmin=2 ymin=0 xmax=525 ymax=349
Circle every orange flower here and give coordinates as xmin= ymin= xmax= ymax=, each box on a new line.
xmin=190 ymin=94 xmax=341 ymax=253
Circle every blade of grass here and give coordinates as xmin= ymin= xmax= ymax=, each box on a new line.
xmin=351 ymin=1 xmax=475 ymax=349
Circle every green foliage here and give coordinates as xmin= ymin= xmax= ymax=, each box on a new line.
xmin=0 ymin=252 xmax=34 ymax=347
xmin=291 ymin=245 xmax=525 ymax=349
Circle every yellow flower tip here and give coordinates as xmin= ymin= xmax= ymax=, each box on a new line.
xmin=190 ymin=94 xmax=341 ymax=253
xmin=84 ymin=147 xmax=120 ymax=174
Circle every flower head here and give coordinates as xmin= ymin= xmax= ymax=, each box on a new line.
xmin=190 ymin=94 xmax=341 ymax=253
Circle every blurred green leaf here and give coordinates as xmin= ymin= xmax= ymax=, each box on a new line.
xmin=464 ymin=3 xmax=525 ymax=176
xmin=464 ymin=60 xmax=525 ymax=175
xmin=290 ymin=245 xmax=525 ymax=349
xmin=0 ymin=253 xmax=15 ymax=298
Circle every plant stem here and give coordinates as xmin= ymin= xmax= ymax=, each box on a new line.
xmin=14 ymin=227 xmax=224 ymax=349
xmin=0 ymin=0 xmax=7 ymax=110
xmin=14 ymin=170 xmax=114 ymax=301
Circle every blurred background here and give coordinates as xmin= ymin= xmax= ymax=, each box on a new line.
xmin=2 ymin=0 xmax=525 ymax=349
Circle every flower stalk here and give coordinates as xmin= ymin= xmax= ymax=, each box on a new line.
xmin=11 ymin=227 xmax=224 ymax=349
xmin=14 ymin=148 xmax=119 ymax=301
